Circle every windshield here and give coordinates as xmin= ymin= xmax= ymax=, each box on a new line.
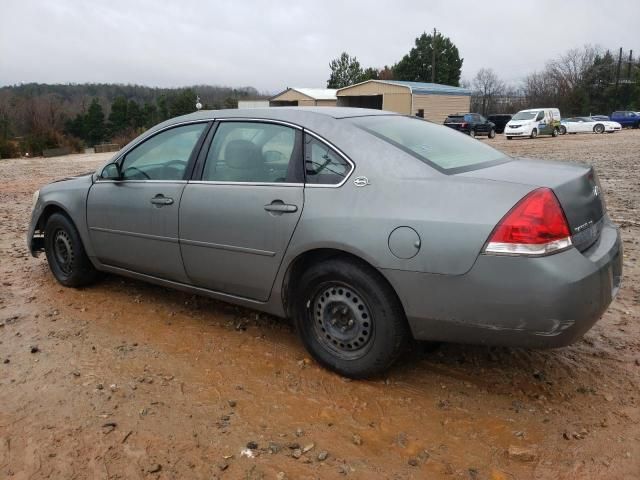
xmin=511 ymin=111 xmax=538 ymax=121
xmin=349 ymin=115 xmax=509 ymax=173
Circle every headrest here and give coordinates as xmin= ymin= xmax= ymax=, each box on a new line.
xmin=224 ymin=140 xmax=263 ymax=170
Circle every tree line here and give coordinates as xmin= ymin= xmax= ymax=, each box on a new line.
xmin=0 ymin=84 xmax=264 ymax=158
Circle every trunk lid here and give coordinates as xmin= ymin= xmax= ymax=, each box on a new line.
xmin=460 ymin=158 xmax=605 ymax=251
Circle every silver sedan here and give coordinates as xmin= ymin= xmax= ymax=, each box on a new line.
xmin=28 ymin=108 xmax=623 ymax=378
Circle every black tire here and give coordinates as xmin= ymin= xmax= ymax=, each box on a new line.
xmin=44 ymin=213 xmax=101 ymax=287
xmin=551 ymin=127 xmax=559 ymax=137
xmin=506 ymin=136 xmax=512 ymax=140
xmin=530 ymin=128 xmax=538 ymax=139
xmin=634 ymin=121 xmax=639 ymax=129
xmin=488 ymin=128 xmax=496 ymax=139
xmin=559 ymin=125 xmax=567 ymax=135
xmin=594 ymin=124 xmax=605 ymax=134
xmin=292 ymin=257 xmax=410 ymax=378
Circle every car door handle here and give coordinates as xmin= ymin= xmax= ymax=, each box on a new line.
xmin=264 ymin=201 xmax=298 ymax=213
xmin=150 ymin=195 xmax=174 ymax=206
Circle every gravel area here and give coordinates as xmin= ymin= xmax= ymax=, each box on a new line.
xmin=0 ymin=130 xmax=638 ymax=479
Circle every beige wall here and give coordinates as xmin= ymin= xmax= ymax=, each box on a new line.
xmin=316 ymin=99 xmax=337 ymax=107
xmin=271 ymin=89 xmax=313 ymax=103
xmin=412 ymin=94 xmax=471 ymax=123
xmin=382 ymin=93 xmax=412 ymax=114
xmin=337 ymin=81 xmax=469 ymax=118
xmin=270 ymin=89 xmax=337 ymax=107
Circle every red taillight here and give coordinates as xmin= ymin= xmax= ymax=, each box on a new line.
xmin=460 ymin=122 xmax=468 ymax=128
xmin=485 ymin=188 xmax=572 ymax=256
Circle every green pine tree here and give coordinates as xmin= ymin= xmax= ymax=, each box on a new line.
xmin=393 ymin=30 xmax=463 ymax=86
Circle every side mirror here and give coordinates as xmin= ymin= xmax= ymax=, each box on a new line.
xmin=100 ymin=163 xmax=121 ymax=180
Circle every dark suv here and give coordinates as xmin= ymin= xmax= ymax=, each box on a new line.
xmin=444 ymin=113 xmax=496 ymax=138
xmin=487 ymin=114 xmax=512 ymax=134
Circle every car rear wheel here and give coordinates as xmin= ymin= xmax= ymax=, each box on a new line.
xmin=488 ymin=128 xmax=496 ymax=139
xmin=292 ymin=257 xmax=410 ymax=378
xmin=469 ymin=129 xmax=476 ymax=138
xmin=44 ymin=213 xmax=102 ymax=287
xmin=530 ymin=128 xmax=538 ymax=139
xmin=559 ymin=125 xmax=567 ymax=135
xmin=594 ymin=124 xmax=605 ymax=134
xmin=551 ymin=127 xmax=559 ymax=137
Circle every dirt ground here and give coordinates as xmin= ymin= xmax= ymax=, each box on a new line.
xmin=1 ymin=130 xmax=639 ymax=480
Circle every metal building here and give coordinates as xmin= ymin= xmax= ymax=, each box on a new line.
xmin=336 ymin=80 xmax=471 ymax=123
xmin=237 ymin=100 xmax=270 ymax=109
xmin=270 ymin=88 xmax=337 ymax=107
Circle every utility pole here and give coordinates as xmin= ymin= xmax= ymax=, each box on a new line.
xmin=627 ymin=50 xmax=633 ymax=79
xmin=614 ymin=47 xmax=622 ymax=109
xmin=431 ymin=28 xmax=437 ymax=83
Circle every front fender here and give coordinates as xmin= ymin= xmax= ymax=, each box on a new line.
xmin=26 ymin=175 xmax=95 ymax=260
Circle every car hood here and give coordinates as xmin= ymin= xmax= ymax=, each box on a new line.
xmin=50 ymin=171 xmax=94 ymax=184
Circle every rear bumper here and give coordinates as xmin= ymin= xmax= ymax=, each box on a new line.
xmin=382 ymin=219 xmax=622 ymax=348
xmin=444 ymin=124 xmax=470 ymax=134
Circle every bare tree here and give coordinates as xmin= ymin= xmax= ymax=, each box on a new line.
xmin=471 ymin=68 xmax=505 ymax=115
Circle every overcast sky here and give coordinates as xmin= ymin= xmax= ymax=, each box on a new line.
xmin=1 ymin=0 xmax=638 ymax=93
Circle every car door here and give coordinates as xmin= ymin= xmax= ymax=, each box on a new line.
xmin=179 ymin=120 xmax=304 ymax=301
xmin=578 ymin=118 xmax=591 ymax=133
xmin=87 ymin=122 xmax=210 ymax=282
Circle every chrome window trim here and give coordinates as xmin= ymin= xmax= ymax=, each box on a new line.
xmin=303 ymin=130 xmax=355 ymax=188
xmin=215 ymin=118 xmax=303 ymax=130
xmin=100 ymin=117 xmax=356 ymax=188
xmin=188 ymin=180 xmax=303 ymax=187
xmin=94 ymin=180 xmax=189 ymax=184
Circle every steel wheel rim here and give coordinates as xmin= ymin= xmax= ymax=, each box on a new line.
xmin=310 ymin=283 xmax=374 ymax=359
xmin=53 ymin=229 xmax=74 ymax=275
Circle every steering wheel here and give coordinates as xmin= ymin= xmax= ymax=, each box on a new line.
xmin=122 ymin=165 xmax=151 ymax=180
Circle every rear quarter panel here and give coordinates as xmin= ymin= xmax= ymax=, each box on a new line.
xmin=282 ymin=127 xmax=534 ymax=277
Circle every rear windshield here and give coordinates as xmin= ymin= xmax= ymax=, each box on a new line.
xmin=349 ymin=115 xmax=509 ymax=173
xmin=445 ymin=115 xmax=464 ymax=122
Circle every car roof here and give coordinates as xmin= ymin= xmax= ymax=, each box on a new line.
xmin=165 ymin=106 xmax=397 ymax=125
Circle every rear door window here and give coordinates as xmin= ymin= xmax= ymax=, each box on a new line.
xmin=202 ymin=122 xmax=301 ymax=183
xmin=304 ymin=134 xmax=352 ymax=185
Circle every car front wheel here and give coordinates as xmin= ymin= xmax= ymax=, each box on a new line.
xmin=293 ymin=257 xmax=410 ymax=378
xmin=594 ymin=124 xmax=605 ymax=134
xmin=44 ymin=213 xmax=102 ymax=287
xmin=530 ymin=128 xmax=538 ymax=139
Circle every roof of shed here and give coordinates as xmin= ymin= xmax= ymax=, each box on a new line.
xmin=271 ymin=87 xmax=338 ymax=101
xmin=337 ymin=79 xmax=471 ymax=96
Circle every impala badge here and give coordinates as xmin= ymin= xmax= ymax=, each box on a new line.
xmin=353 ymin=176 xmax=370 ymax=187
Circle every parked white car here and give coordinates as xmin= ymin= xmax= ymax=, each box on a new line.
xmin=560 ymin=117 xmax=622 ymax=135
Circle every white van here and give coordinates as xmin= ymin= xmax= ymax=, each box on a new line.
xmin=504 ymin=108 xmax=561 ymax=139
